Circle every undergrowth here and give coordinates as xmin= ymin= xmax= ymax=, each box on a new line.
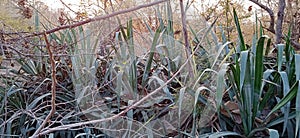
xmin=0 ymin=2 xmax=299 ymax=138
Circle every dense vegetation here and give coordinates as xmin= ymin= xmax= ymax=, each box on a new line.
xmin=1 ymin=0 xmax=300 ymax=137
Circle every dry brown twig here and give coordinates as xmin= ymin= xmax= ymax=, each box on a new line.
xmin=30 ymin=32 xmax=57 ymax=138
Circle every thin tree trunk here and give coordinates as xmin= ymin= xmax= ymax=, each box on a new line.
xmin=179 ymin=0 xmax=191 ymax=53
xmin=179 ymin=0 xmax=194 ymax=76
xmin=276 ymin=0 xmax=286 ymax=44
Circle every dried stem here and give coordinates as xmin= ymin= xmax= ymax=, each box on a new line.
xmin=30 ymin=32 xmax=57 ymax=138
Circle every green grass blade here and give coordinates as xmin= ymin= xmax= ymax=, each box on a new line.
xmin=216 ymin=64 xmax=229 ymax=111
xmin=126 ymin=100 xmax=134 ymax=137
xmin=228 ymin=64 xmax=240 ymax=92
xmin=66 ymin=29 xmax=74 ymax=44
xmin=259 ymin=69 xmax=276 ymax=110
xmin=285 ymin=25 xmax=292 ymax=63
xmin=192 ymin=88 xmax=200 ymax=136
xmin=267 ymin=80 xmax=299 ymax=119
xmin=296 ymin=82 xmax=300 ymax=138
xmin=259 ymin=20 xmax=263 ymax=37
xmin=208 ymin=131 xmax=243 ymax=138
xmin=295 ymin=54 xmax=300 ymax=137
xmin=149 ymin=76 xmax=172 ymax=98
xmin=166 ymin=0 xmax=174 ymax=37
xmin=242 ymin=50 xmax=252 ymax=135
xmin=267 ymin=111 xmax=296 ymax=127
xmin=278 ymin=72 xmax=291 ymax=136
xmin=296 ymin=54 xmax=300 ymax=80
xmin=253 ymin=36 xmax=267 ymax=120
xmin=143 ymin=17 xmax=154 ymax=36
xmin=16 ymin=59 xmax=38 ymax=75
xmin=227 ymin=66 xmax=240 ymax=101
xmin=265 ymin=38 xmax=272 ymax=56
xmin=59 ymin=31 xmax=66 ymax=43
xmin=277 ymin=44 xmax=284 ymax=71
xmin=211 ymin=41 xmax=232 ymax=68
xmin=142 ymin=28 xmax=162 ymax=86
xmin=127 ymin=19 xmax=134 ymax=55
xmin=178 ymin=87 xmax=186 ymax=135
xmin=156 ymin=6 xmax=165 ymax=30
xmin=239 ymin=51 xmax=249 ymax=91
xmin=251 ymin=34 xmax=257 ymax=54
xmin=220 ymin=25 xmax=228 ymax=44
xmin=116 ymin=71 xmax=123 ymax=112
xmin=49 ymin=33 xmax=62 ymax=44
xmin=34 ymin=8 xmax=39 ymax=31
xmin=233 ymin=8 xmax=246 ymax=51
xmin=27 ymin=93 xmax=51 ymax=110
xmin=126 ymin=19 xmax=137 ymax=94
xmin=268 ymin=129 xmax=280 ymax=138
xmin=190 ymin=25 xmax=199 ymax=44
xmin=193 ymin=68 xmax=218 ymax=89
xmin=210 ymin=28 xmax=219 ymax=46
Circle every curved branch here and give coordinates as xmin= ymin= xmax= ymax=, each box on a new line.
xmin=263 ymin=25 xmax=300 ymax=50
xmin=249 ymin=0 xmax=275 ymax=33
xmin=291 ymin=40 xmax=300 ymax=50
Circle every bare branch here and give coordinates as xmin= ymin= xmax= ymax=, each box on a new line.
xmin=59 ymin=0 xmax=77 ymax=14
xmin=291 ymin=40 xmax=300 ymax=50
xmin=249 ymin=0 xmax=275 ymax=33
xmin=249 ymin=0 xmax=300 ymax=48
xmin=26 ymin=0 xmax=169 ymax=37
xmin=30 ymin=32 xmax=57 ymax=138
xmin=179 ymin=0 xmax=193 ymax=76
xmin=263 ymin=24 xmax=300 ymax=50
xmin=179 ymin=0 xmax=190 ymax=53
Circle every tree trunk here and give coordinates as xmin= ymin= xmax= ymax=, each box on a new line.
xmin=275 ymin=0 xmax=286 ymax=44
